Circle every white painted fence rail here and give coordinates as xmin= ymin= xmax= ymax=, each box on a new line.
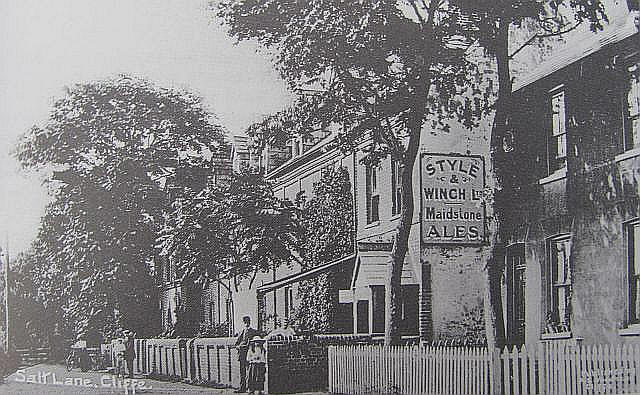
xmin=329 ymin=342 xmax=640 ymax=395
xmin=328 ymin=344 xmax=492 ymax=395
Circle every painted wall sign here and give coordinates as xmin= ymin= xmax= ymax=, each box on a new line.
xmin=421 ymin=153 xmax=485 ymax=244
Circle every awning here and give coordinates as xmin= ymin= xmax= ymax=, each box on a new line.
xmin=351 ymin=251 xmax=418 ymax=289
xmin=257 ymin=253 xmax=356 ymax=294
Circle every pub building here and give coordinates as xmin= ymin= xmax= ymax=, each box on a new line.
xmin=246 ymin=116 xmax=491 ymax=342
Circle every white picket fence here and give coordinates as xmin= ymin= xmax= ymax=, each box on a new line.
xmin=328 ymin=342 xmax=640 ymax=395
xmin=328 ymin=344 xmax=492 ymax=395
xmin=501 ymin=342 xmax=640 ymax=395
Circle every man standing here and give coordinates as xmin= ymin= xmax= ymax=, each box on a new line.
xmin=124 ymin=330 xmax=136 ymax=378
xmin=235 ymin=315 xmax=258 ymax=393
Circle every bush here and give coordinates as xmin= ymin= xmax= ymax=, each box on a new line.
xmin=0 ymin=350 xmax=20 ymax=378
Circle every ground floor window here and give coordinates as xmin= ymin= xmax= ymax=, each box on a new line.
xmin=371 ymin=285 xmax=386 ymax=334
xmin=369 ymin=285 xmax=419 ymax=336
xmin=400 ymin=285 xmax=419 ymax=336
xmin=545 ymin=234 xmax=572 ymax=333
xmin=335 ymin=303 xmax=354 ymax=334
xmin=627 ymin=219 xmax=640 ymax=324
xmin=357 ymin=300 xmax=369 ymax=334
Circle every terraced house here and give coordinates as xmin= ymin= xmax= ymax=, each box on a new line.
xmin=244 ymin=113 xmax=492 ymax=342
xmin=499 ymin=6 xmax=640 ymax=346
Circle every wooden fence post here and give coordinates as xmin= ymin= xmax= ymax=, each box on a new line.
xmin=264 ymin=341 xmax=269 ymax=395
xmin=491 ymin=347 xmax=502 ymax=395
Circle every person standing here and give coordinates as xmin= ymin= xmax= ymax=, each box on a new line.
xmin=124 ymin=331 xmax=136 ymax=378
xmin=112 ymin=338 xmax=126 ymax=377
xmin=235 ymin=315 xmax=258 ymax=393
xmin=246 ymin=336 xmax=266 ymax=395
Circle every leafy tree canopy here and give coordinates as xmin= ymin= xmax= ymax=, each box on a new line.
xmin=217 ymin=0 xmax=487 ymax=162
xmin=14 ymin=75 xmax=227 ymax=340
xmin=158 ymin=171 xmax=302 ymax=290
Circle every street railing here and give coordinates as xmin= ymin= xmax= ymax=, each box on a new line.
xmin=134 ymin=337 xmax=239 ymax=388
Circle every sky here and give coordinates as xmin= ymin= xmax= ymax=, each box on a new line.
xmin=0 ymin=0 xmax=292 ymax=254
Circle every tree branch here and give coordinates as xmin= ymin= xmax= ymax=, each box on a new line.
xmin=508 ymin=20 xmax=583 ymax=59
xmin=409 ymin=0 xmax=427 ymax=28
xmin=248 ymin=266 xmax=259 ymax=289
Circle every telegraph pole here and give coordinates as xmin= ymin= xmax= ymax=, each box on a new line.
xmin=1 ymin=239 xmax=8 ymax=353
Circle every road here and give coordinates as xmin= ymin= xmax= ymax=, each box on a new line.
xmin=0 ymin=364 xmax=328 ymax=395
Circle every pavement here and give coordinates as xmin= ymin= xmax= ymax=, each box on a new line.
xmin=0 ymin=364 xmax=329 ymax=395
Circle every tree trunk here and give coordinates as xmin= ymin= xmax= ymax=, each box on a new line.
xmin=483 ymin=17 xmax=511 ymax=352
xmin=385 ymin=110 xmax=423 ymax=346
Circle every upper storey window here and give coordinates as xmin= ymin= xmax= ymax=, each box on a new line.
xmin=548 ymin=88 xmax=567 ymax=174
xmin=366 ymin=165 xmax=379 ymax=224
xmin=624 ymin=63 xmax=640 ymax=151
xmin=391 ymin=159 xmax=402 ymax=216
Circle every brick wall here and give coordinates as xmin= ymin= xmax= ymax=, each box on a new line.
xmin=266 ymin=339 xmax=328 ymax=394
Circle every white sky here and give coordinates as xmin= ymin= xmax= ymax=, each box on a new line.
xmin=0 ymin=0 xmax=292 ymax=254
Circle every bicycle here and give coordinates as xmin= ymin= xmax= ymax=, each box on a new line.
xmin=66 ymin=348 xmax=91 ymax=372
xmin=90 ymin=353 xmax=107 ymax=371
xmin=65 ymin=350 xmax=78 ymax=372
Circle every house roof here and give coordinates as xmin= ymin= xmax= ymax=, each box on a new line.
xmin=265 ymin=133 xmax=337 ymax=180
xmin=513 ymin=11 xmax=639 ymax=92
xmin=256 ymin=253 xmax=356 ymax=294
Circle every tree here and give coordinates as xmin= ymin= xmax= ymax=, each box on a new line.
xmin=3 ymin=252 xmax=51 ymax=348
xmin=294 ymin=166 xmax=355 ymax=333
xmin=450 ymin=0 xmax=609 ymax=349
xmin=217 ymin=0 xmax=485 ymax=345
xmin=15 ymin=75 xmax=226 ymax=340
xmin=158 ymin=170 xmax=301 ymax=293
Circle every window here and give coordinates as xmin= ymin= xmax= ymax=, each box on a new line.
xmin=366 ymin=165 xmax=379 ymax=223
xmin=371 ymin=285 xmax=385 ymax=334
xmin=546 ymin=235 xmax=572 ymax=333
xmin=505 ymin=244 xmax=526 ymax=345
xmin=284 ymin=286 xmax=294 ymax=320
xmin=225 ymin=298 xmax=233 ymax=327
xmin=624 ymin=64 xmax=640 ymax=151
xmin=162 ymin=259 xmax=169 ymax=283
xmin=200 ymin=293 xmax=207 ymax=322
xmin=166 ymin=307 xmax=173 ymax=328
xmin=400 ymin=285 xmax=419 ymax=336
xmin=164 ymin=258 xmax=177 ymax=283
xmin=391 ymin=159 xmax=403 ymax=216
xmin=549 ymin=89 xmax=567 ymax=173
xmin=293 ymin=139 xmax=301 ymax=157
xmin=627 ymin=219 xmax=640 ymax=324
xmin=356 ymin=300 xmax=369 ymax=334
xmin=209 ymin=302 xmax=215 ymax=325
